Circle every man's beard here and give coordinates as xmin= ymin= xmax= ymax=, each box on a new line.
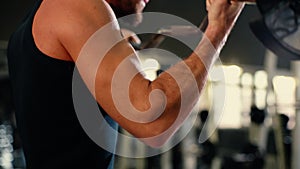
xmin=109 ymin=3 xmax=143 ymax=26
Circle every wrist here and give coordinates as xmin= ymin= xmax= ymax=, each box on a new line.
xmin=204 ymin=24 xmax=228 ymax=49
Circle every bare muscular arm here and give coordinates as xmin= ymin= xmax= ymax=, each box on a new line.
xmin=50 ymin=0 xmax=244 ymax=147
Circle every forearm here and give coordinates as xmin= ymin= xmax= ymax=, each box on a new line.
xmin=129 ymin=6 xmax=245 ymax=145
xmin=141 ymin=27 xmax=222 ymax=143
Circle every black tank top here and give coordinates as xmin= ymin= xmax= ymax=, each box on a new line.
xmin=7 ymin=0 xmax=117 ymax=168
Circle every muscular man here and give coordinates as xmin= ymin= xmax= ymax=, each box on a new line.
xmin=7 ymin=0 xmax=244 ymax=168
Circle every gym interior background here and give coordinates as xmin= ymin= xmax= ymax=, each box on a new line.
xmin=0 ymin=0 xmax=298 ymax=169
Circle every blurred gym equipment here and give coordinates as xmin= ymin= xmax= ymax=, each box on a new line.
xmin=250 ymin=0 xmax=300 ymax=60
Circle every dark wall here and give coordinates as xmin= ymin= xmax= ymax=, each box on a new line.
xmin=220 ymin=6 xmax=266 ymax=66
xmin=0 ymin=0 xmax=36 ymax=41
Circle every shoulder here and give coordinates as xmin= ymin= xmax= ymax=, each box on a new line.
xmin=59 ymin=0 xmax=114 ymax=24
xmin=53 ymin=0 xmax=117 ymax=36
xmin=45 ymin=0 xmax=120 ymax=60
